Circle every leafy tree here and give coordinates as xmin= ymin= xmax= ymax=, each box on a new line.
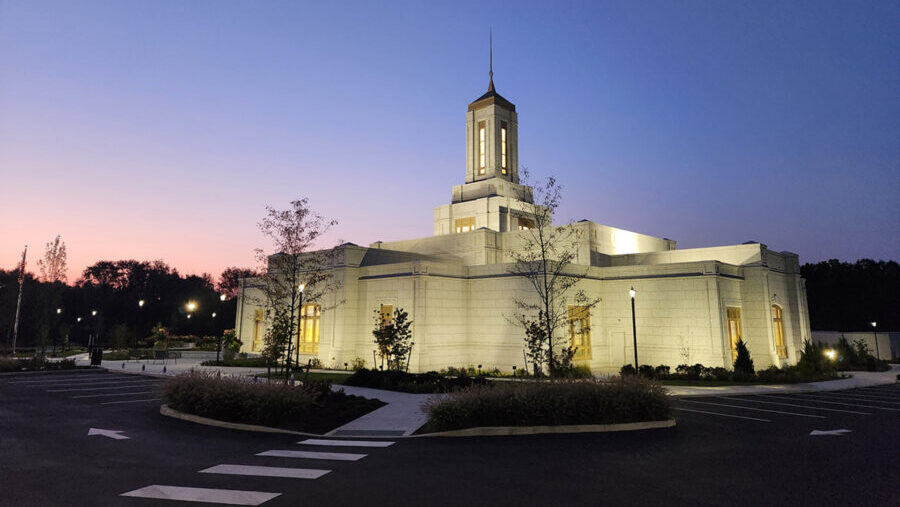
xmin=261 ymin=308 xmax=291 ymax=374
xmin=218 ymin=267 xmax=261 ymax=300
xmin=37 ymin=235 xmax=67 ymax=284
xmin=508 ymin=172 xmax=600 ymax=377
xmin=732 ymin=339 xmax=754 ymax=379
xmin=372 ymin=307 xmax=413 ymax=371
xmin=523 ymin=317 xmax=547 ymax=376
xmin=255 ymin=198 xmax=340 ymax=379
xmin=802 ymin=259 xmax=900 ymax=330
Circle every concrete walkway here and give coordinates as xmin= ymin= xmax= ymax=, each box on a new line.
xmin=327 ymin=385 xmax=433 ymax=437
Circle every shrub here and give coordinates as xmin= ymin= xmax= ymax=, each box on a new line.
xmin=344 ymin=368 xmax=488 ymax=394
xmin=797 ymin=340 xmax=835 ymax=378
xmin=162 ymin=371 xmax=382 ymax=433
xmin=638 ymin=365 xmax=655 ymax=378
xmin=424 ymin=377 xmax=671 ymax=432
xmin=733 ymin=340 xmax=755 ymax=380
xmin=200 ymin=357 xmax=269 ymax=368
xmin=675 ymin=364 xmax=703 ymax=380
xmin=655 ymin=365 xmax=671 ymax=378
xmin=0 ymin=357 xmax=77 ymax=372
xmin=709 ymin=367 xmax=731 ymax=381
xmin=620 ymin=364 xmax=636 ymax=376
xmin=351 ymin=357 xmax=367 ymax=371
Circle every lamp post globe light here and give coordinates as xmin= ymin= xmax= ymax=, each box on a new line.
xmin=630 ymin=287 xmax=638 ymax=372
xmin=870 ymin=321 xmax=880 ymax=360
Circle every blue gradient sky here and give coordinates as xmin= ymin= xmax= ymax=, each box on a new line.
xmin=1 ymin=0 xmax=898 ymax=280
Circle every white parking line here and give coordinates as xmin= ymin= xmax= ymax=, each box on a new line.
xmin=31 ymin=379 xmax=159 ymax=388
xmin=9 ymin=375 xmax=124 ymax=384
xmin=859 ymin=387 xmax=900 ymax=395
xmin=680 ymin=399 xmax=826 ymax=418
xmin=200 ymin=464 xmax=330 ymax=479
xmin=760 ymin=394 xmax=900 ymax=411
xmin=100 ymin=398 xmax=160 ymax=405
xmin=48 ymin=384 xmax=158 ymax=393
xmin=719 ymin=397 xmax=871 ymax=415
xmin=256 ymin=450 xmax=366 ymax=461
xmin=121 ymin=485 xmax=280 ymax=505
xmin=673 ymin=407 xmax=771 ymax=422
xmin=71 ymin=391 xmax=156 ymax=399
xmin=812 ymin=392 xmax=900 ymax=404
xmin=298 ymin=439 xmax=395 ymax=448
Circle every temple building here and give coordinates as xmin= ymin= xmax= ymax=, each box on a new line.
xmin=235 ymin=69 xmax=812 ymax=374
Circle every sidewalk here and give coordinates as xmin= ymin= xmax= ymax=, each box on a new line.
xmin=327 ymin=385 xmax=433 ymax=437
xmin=665 ymin=364 xmax=898 ymax=397
xmin=73 ymin=355 xmax=271 ymax=378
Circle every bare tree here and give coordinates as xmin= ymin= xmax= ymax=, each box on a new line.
xmin=37 ymin=235 xmax=67 ymax=284
xmin=254 ymin=198 xmax=341 ymax=379
xmin=508 ymin=172 xmax=600 ymax=377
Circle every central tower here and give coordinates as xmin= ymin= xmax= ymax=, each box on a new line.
xmin=433 ymin=54 xmax=541 ymax=237
xmin=465 ymin=73 xmax=519 ymax=184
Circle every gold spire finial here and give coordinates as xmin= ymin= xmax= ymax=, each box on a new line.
xmin=488 ymin=28 xmax=494 ymax=92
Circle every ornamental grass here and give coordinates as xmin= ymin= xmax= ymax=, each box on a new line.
xmin=162 ymin=371 xmax=382 ymax=433
xmin=423 ymin=376 xmax=671 ymax=432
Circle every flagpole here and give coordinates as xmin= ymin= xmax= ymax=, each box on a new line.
xmin=11 ymin=245 xmax=27 ymax=354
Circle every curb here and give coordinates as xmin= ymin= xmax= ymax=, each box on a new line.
xmin=159 ymin=404 xmax=325 ymax=437
xmin=414 ymin=418 xmax=676 ymax=437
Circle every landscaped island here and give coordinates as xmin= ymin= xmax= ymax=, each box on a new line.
xmin=162 ymin=372 xmax=384 ymax=434
xmin=421 ymin=376 xmax=671 ymax=433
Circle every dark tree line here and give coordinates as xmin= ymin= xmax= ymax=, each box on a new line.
xmin=0 ymin=260 xmax=257 ymax=353
xmin=802 ymin=259 xmax=899 ymax=331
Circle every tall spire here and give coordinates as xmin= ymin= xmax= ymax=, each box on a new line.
xmin=488 ymin=28 xmax=494 ymax=92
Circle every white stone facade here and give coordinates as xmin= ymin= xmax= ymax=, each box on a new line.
xmin=236 ymin=79 xmax=812 ymax=374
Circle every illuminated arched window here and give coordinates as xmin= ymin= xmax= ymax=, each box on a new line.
xmin=772 ymin=305 xmax=786 ymax=358
xmin=478 ymin=121 xmax=486 ymax=174
xmin=298 ymin=304 xmax=321 ymax=355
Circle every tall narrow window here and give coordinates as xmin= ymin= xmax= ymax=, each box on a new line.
xmin=379 ymin=304 xmax=393 ymax=327
xmin=568 ymin=306 xmax=591 ymax=361
xmin=298 ymin=303 xmax=321 ymax=354
xmin=478 ymin=121 xmax=486 ymax=174
xmin=517 ymin=217 xmax=535 ymax=230
xmin=455 ymin=217 xmax=475 ymax=233
xmin=500 ymin=121 xmax=508 ymax=174
xmin=252 ymin=309 xmax=264 ymax=352
xmin=772 ymin=305 xmax=786 ymax=358
xmin=726 ymin=307 xmax=743 ymax=363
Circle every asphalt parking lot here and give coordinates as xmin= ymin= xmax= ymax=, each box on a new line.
xmin=1 ymin=369 xmax=897 ymax=506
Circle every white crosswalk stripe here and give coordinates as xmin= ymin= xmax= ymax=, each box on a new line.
xmin=121 ymin=485 xmax=280 ymax=505
xmin=298 ymin=438 xmax=394 ymax=447
xmin=200 ymin=464 xmax=330 ymax=479
xmin=256 ymin=450 xmax=366 ymax=461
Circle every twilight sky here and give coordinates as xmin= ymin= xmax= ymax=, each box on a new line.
xmin=1 ymin=0 xmax=898 ymax=282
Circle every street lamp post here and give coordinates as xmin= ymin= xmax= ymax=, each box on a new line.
xmin=870 ymin=321 xmax=880 ymax=360
xmin=630 ymin=287 xmax=638 ymax=372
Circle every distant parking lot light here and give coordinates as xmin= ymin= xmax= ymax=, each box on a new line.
xmin=824 ymin=349 xmax=837 ymax=360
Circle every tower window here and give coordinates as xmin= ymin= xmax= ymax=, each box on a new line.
xmin=478 ymin=121 xmax=486 ymax=174
xmin=501 ymin=121 xmax=507 ymax=174
xmin=455 ymin=217 xmax=475 ymax=233
xmin=517 ymin=217 xmax=535 ymax=230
